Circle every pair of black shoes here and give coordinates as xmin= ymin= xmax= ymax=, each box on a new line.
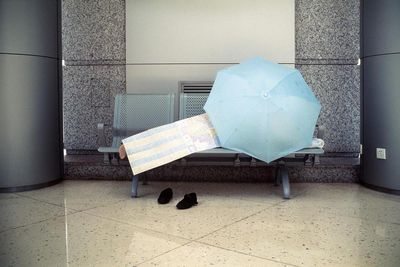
xmin=157 ymin=188 xmax=198 ymax=209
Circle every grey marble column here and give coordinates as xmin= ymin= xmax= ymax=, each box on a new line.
xmin=296 ymin=0 xmax=360 ymax=154
xmin=0 ymin=0 xmax=63 ymax=192
xmin=361 ymin=0 xmax=400 ymax=193
xmin=62 ymin=0 xmax=126 ymax=151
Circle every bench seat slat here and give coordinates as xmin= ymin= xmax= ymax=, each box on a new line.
xmin=99 ymin=145 xmax=323 ymax=157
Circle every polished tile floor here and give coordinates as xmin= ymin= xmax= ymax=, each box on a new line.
xmin=1 ymin=181 xmax=399 ymax=267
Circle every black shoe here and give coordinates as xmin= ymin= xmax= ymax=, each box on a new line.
xmin=176 ymin=193 xmax=198 ymax=209
xmin=158 ymin=188 xmax=173 ymax=204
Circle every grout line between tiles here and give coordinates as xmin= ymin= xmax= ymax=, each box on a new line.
xmin=74 ymin=197 xmax=288 ymax=265
xmin=72 ymin=199 xmax=128 ymax=213
xmin=194 ymin=199 xmax=286 ymax=242
xmin=276 ymin=187 xmax=400 ymax=226
xmin=284 ymin=203 xmax=400 ymax=226
xmin=0 ymin=193 xmax=19 ymax=198
xmin=130 ymin=195 xmax=286 ymax=265
xmin=132 ymin=199 xmax=298 ymax=267
xmin=135 ymin=241 xmax=194 ymax=266
xmin=1 ymin=196 xmax=130 ymax=234
xmin=0 ymin=210 xmax=81 ymax=235
xmin=79 ymin=209 xmax=194 ymax=242
xmin=76 ymin=210 xmax=199 ymax=266
xmin=14 ymin=192 xmax=131 ymax=214
xmin=232 ymin=188 xmax=307 ymax=205
xmin=14 ymin=193 xmax=71 ymax=210
xmin=174 ymin=199 xmax=302 ymax=267
xmin=76 ymin=187 xmax=296 ymax=244
xmin=193 ymin=240 xmax=301 ymax=267
xmin=135 ymin=238 xmax=301 ymax=267
xmin=323 ymin=212 xmax=400 ymax=227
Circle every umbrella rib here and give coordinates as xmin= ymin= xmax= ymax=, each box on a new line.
xmin=268 ymin=71 xmax=298 ymax=92
xmin=222 ymin=108 xmax=253 ymax=147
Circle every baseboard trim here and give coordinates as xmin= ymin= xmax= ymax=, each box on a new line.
xmin=0 ymin=178 xmax=63 ymax=193
xmin=360 ymin=181 xmax=400 ymax=196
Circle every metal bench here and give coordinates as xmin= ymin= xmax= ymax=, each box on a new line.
xmin=99 ymin=91 xmax=324 ymax=199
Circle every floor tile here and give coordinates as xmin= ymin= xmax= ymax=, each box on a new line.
xmin=0 ymin=212 xmax=188 ymax=267
xmin=84 ymin=182 xmax=272 ymax=240
xmin=0 ymin=195 xmax=67 ymax=232
xmin=199 ymin=204 xmax=400 ymax=267
xmin=139 ymin=241 xmax=290 ymax=267
xmin=281 ymin=183 xmax=400 ymax=224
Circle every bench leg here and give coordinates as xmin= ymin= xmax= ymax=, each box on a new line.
xmin=142 ymin=173 xmax=148 ymax=185
xmin=131 ymin=175 xmax=139 ymax=198
xmin=104 ymin=152 xmax=112 ymax=164
xmin=279 ymin=165 xmax=291 ymax=199
xmin=274 ymin=167 xmax=280 ymax=186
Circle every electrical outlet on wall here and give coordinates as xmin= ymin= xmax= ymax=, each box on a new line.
xmin=376 ymin=148 xmax=387 ymax=160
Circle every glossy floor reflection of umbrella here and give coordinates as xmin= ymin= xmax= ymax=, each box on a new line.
xmin=204 ymin=57 xmax=321 ymax=163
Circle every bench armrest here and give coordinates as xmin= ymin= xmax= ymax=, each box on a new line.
xmin=316 ymin=125 xmax=325 ymax=139
xmin=97 ymin=123 xmax=109 ymax=147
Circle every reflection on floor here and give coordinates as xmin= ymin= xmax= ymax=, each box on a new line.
xmin=1 ymin=181 xmax=399 ymax=266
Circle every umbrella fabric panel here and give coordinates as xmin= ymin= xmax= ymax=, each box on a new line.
xmin=267 ymin=94 xmax=321 ymax=134
xmin=204 ymin=71 xmax=253 ymax=145
xmin=269 ymin=71 xmax=321 ymax=105
xmin=218 ymin=97 xmax=316 ymax=163
xmin=225 ymin=57 xmax=297 ymax=90
xmin=206 ymin=71 xmax=254 ymax=102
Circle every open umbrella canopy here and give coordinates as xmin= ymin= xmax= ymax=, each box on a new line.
xmin=204 ymin=57 xmax=321 ymax=163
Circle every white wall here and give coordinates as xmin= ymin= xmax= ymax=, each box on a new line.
xmin=126 ymin=0 xmax=294 ymax=93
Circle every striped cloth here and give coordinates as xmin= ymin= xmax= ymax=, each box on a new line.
xmin=122 ymin=113 xmax=220 ymax=175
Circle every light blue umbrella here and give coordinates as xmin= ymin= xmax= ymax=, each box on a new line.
xmin=204 ymin=57 xmax=321 ymax=163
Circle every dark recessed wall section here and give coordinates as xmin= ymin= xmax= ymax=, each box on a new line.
xmin=0 ymin=0 xmax=59 ymax=58
xmin=362 ymin=0 xmax=400 ymax=57
xmin=361 ymin=0 xmax=400 ymax=193
xmin=0 ymin=0 xmax=63 ymax=192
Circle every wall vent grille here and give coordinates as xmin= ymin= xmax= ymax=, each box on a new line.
xmin=179 ymin=81 xmax=213 ymax=119
xmin=179 ymin=81 xmax=213 ymax=94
